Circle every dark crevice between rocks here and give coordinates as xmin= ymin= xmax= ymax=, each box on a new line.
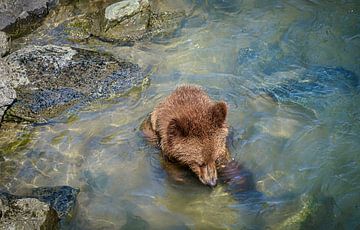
xmin=0 ymin=99 xmax=18 ymax=127
xmin=88 ymin=33 xmax=135 ymax=46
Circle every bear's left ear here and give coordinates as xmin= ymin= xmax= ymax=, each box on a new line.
xmin=167 ymin=118 xmax=190 ymax=138
xmin=209 ymin=101 xmax=227 ymax=127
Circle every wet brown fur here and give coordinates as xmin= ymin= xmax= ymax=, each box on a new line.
xmin=142 ymin=85 xmax=230 ymax=186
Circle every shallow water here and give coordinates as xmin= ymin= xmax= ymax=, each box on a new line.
xmin=1 ymin=0 xmax=360 ymax=229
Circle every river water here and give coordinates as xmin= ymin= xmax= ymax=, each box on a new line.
xmin=1 ymin=0 xmax=359 ymax=229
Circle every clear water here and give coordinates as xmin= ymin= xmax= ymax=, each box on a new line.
xmin=1 ymin=0 xmax=360 ymax=229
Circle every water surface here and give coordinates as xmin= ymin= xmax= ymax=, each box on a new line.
xmin=1 ymin=0 xmax=360 ymax=229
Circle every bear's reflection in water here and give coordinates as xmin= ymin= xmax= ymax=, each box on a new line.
xmin=218 ymin=160 xmax=265 ymax=203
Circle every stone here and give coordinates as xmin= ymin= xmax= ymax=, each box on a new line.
xmin=0 ymin=0 xmax=59 ymax=38
xmin=105 ymin=0 xmax=150 ymax=22
xmin=0 ymin=80 xmax=16 ymax=123
xmin=64 ymin=1 xmax=185 ymax=45
xmin=147 ymin=10 xmax=186 ymax=40
xmin=103 ymin=0 xmax=151 ymax=41
xmin=0 ymin=59 xmax=17 ymax=123
xmin=26 ymin=186 xmax=80 ymax=219
xmin=0 ymin=195 xmax=59 ymax=230
xmin=276 ymin=193 xmax=336 ymax=229
xmin=0 ymin=186 xmax=79 ymax=229
xmin=0 ymin=32 xmax=10 ymax=57
xmin=2 ymin=45 xmax=144 ymax=122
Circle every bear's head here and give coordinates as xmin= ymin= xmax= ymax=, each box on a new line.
xmin=166 ymin=101 xmax=228 ymax=187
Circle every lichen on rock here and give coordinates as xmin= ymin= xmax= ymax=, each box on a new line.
xmin=2 ymin=45 xmax=145 ymax=123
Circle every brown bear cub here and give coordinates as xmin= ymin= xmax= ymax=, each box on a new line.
xmin=142 ymin=85 xmax=231 ymax=187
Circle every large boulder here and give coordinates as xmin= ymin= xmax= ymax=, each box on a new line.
xmin=2 ymin=45 xmax=145 ymax=123
xmin=0 ymin=186 xmax=79 ymax=229
xmin=0 ymin=0 xmax=59 ymax=38
xmin=0 ymin=197 xmax=59 ymax=230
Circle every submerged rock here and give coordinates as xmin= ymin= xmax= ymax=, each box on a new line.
xmin=2 ymin=45 xmax=145 ymax=123
xmin=0 ymin=196 xmax=59 ymax=230
xmin=0 ymin=31 xmax=10 ymax=57
xmin=263 ymin=66 xmax=359 ymax=110
xmin=0 ymin=186 xmax=79 ymax=229
xmin=0 ymin=0 xmax=59 ymax=38
xmin=26 ymin=186 xmax=80 ymax=220
xmin=276 ymin=193 xmax=336 ymax=229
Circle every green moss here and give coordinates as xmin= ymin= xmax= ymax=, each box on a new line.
xmin=65 ymin=16 xmax=92 ymax=41
xmin=0 ymin=132 xmax=33 ymax=155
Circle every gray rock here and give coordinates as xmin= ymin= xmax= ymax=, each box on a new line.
xmin=0 ymin=59 xmax=17 ymax=122
xmin=0 ymin=32 xmax=10 ymax=57
xmin=105 ymin=0 xmax=150 ymax=22
xmin=17 ymin=1 xmax=185 ymax=46
xmin=2 ymin=45 xmax=144 ymax=122
xmin=0 ymin=197 xmax=59 ymax=230
xmin=0 ymin=186 xmax=79 ymax=229
xmin=0 ymin=0 xmax=59 ymax=38
xmin=0 ymin=79 xmax=15 ymax=122
xmin=102 ymin=0 xmax=150 ymax=41
xmin=25 ymin=186 xmax=80 ymax=219
xmin=65 ymin=2 xmax=185 ymax=45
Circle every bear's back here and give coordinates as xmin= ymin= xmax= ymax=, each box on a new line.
xmin=152 ymin=85 xmax=214 ymax=135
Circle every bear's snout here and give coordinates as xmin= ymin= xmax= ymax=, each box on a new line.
xmin=198 ymin=163 xmax=218 ymax=187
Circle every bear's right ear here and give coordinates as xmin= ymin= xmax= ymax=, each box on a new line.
xmin=167 ymin=118 xmax=190 ymax=138
xmin=210 ymin=101 xmax=227 ymax=127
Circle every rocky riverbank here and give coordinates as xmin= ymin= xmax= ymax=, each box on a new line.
xmin=1 ymin=45 xmax=145 ymax=123
xmin=0 ymin=0 xmax=186 ymax=126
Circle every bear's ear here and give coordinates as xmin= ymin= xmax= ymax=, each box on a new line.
xmin=210 ymin=101 xmax=227 ymax=127
xmin=168 ymin=118 xmax=190 ymax=138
